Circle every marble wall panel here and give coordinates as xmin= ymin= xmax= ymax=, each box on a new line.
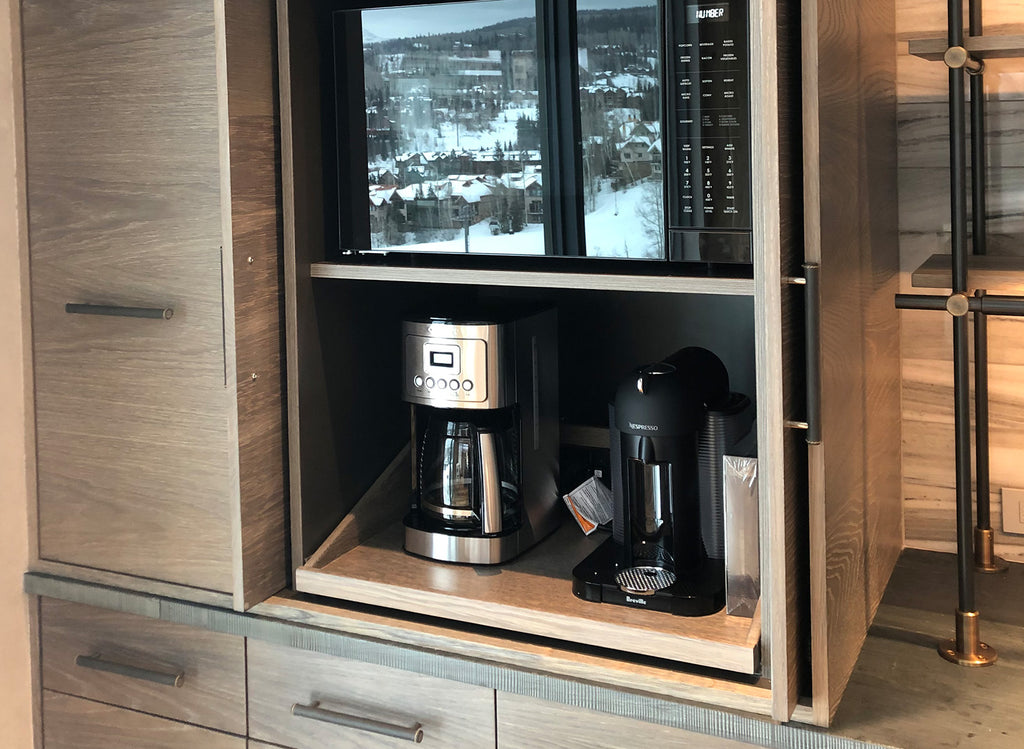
xmin=897 ymin=166 xmax=1024 ymax=236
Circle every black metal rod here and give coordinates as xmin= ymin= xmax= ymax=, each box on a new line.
xmin=804 ymin=263 xmax=822 ymax=445
xmin=954 ymin=314 xmax=975 ymax=612
xmin=950 ymin=0 xmax=965 ymax=46
xmin=978 ymin=296 xmax=1024 ymax=315
xmin=970 ymin=76 xmax=987 ymax=257
xmin=896 ymin=293 xmax=1024 ymax=315
xmin=969 ymin=0 xmax=983 ymax=38
xmin=975 ymin=290 xmax=991 ymax=530
xmin=950 ymin=88 xmax=969 ymax=293
xmin=948 ymin=0 xmax=975 ymax=614
xmin=968 ymin=0 xmax=993 ymax=539
xmin=895 ymin=294 xmax=951 ymax=311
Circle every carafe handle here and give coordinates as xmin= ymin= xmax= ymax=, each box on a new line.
xmin=478 ymin=430 xmax=502 ymax=535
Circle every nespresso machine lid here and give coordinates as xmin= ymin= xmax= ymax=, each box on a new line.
xmin=614 ymin=347 xmax=730 ymax=437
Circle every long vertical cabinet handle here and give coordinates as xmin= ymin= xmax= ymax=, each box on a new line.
xmin=74 ymin=654 xmax=184 ymax=687
xmin=292 ymin=702 xmax=425 ymax=743
xmin=66 ymin=303 xmax=174 ymax=320
xmin=803 ymin=262 xmax=822 ymax=445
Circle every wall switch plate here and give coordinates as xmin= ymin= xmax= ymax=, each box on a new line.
xmin=1001 ymin=488 xmax=1024 ymax=535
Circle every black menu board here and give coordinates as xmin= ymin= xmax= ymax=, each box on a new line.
xmin=667 ymin=0 xmax=752 ymax=263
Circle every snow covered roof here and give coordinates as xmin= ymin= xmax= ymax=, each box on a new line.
xmin=369 ymin=186 xmax=397 ymax=206
xmin=448 ymin=177 xmax=493 ymax=204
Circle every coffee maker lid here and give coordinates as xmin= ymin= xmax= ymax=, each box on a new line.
xmin=614 ymin=347 xmax=730 ymax=436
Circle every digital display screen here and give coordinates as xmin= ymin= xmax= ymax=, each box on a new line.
xmin=688 ymin=3 xmax=729 ymax=23
xmin=429 ymin=351 xmax=455 ymax=368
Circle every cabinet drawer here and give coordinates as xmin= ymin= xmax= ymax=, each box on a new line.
xmin=247 ymin=640 xmax=496 ymax=748
xmin=40 ymin=599 xmax=246 ymax=735
xmin=496 ymin=693 xmax=757 ymax=748
xmin=43 ymin=691 xmax=244 ymax=749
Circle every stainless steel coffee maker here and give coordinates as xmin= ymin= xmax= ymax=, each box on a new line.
xmin=401 ymin=309 xmax=559 ymax=564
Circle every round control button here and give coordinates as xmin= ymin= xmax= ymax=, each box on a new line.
xmin=413 ymin=375 xmax=424 ymax=388
xmin=462 ymin=380 xmax=474 ymax=392
xmin=449 ymin=379 xmax=460 ymax=391
xmin=437 ymin=378 xmax=447 ymax=390
xmin=425 ymin=377 xmax=435 ymax=389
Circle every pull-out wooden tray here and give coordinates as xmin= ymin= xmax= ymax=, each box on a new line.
xmin=295 ymin=449 xmax=761 ymax=674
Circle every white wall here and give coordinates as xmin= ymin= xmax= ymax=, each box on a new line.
xmin=0 ymin=0 xmax=35 ymax=745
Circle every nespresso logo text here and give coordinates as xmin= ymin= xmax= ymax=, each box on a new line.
xmin=628 ymin=422 xmax=659 ymax=431
xmin=625 ymin=596 xmax=648 ymax=605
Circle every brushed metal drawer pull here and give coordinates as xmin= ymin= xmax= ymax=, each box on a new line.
xmin=292 ymin=701 xmax=424 ymax=743
xmin=75 ymin=654 xmax=184 ymax=687
xmin=66 ymin=303 xmax=174 ymax=320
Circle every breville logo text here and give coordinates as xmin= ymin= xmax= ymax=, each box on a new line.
xmin=628 ymin=423 xmax=659 ymax=431
xmin=625 ymin=596 xmax=647 ymax=605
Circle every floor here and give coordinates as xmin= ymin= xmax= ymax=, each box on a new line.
xmin=828 ymin=550 xmax=1024 ymax=748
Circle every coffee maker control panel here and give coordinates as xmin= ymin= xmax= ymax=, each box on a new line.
xmin=402 ymin=319 xmax=507 ymax=409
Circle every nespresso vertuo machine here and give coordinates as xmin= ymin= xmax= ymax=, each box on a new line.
xmin=401 ymin=309 xmax=559 ymax=564
xmin=572 ymin=347 xmax=752 ymax=616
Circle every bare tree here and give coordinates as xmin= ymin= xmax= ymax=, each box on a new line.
xmin=633 ymin=180 xmax=664 ymax=258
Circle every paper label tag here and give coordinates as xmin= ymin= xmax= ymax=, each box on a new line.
xmin=562 ymin=475 xmax=614 ymax=535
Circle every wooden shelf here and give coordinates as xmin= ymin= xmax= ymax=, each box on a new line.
xmin=911 ymin=253 xmax=1024 ymax=291
xmin=311 ymin=261 xmax=755 ymax=296
xmin=295 ymin=448 xmax=761 ymax=675
xmin=909 ymin=34 xmax=1024 ymax=62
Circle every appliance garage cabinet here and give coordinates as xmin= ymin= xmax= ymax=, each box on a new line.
xmin=22 ymin=0 xmax=286 ymax=611
xmin=16 ymin=0 xmax=902 ymax=741
xmin=280 ymin=0 xmax=900 ymax=728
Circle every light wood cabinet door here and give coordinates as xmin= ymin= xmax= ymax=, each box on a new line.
xmin=496 ymin=693 xmax=756 ymax=748
xmin=22 ymin=0 xmax=235 ymax=592
xmin=247 ymin=640 xmax=496 ymax=748
xmin=42 ymin=690 xmax=245 ymax=749
xmin=40 ymin=599 xmax=247 ymax=735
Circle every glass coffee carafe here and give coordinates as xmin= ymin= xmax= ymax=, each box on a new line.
xmin=417 ymin=409 xmax=520 ymax=536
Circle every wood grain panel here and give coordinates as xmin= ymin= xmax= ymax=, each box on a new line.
xmin=898 ymin=54 xmax=1024 ymax=103
xmin=495 ymin=693 xmax=754 ymax=749
xmin=223 ymin=0 xmax=288 ymax=609
xmin=42 ymin=690 xmax=244 ymax=749
xmin=256 ymin=592 xmax=773 ymax=717
xmin=901 ymin=354 xmax=1024 ymax=552
xmin=896 ymin=0 xmax=1024 ymax=41
xmin=277 ymin=0 xmax=344 ymax=572
xmin=40 ymin=598 xmax=246 ymax=735
xmin=805 ymin=0 xmax=903 ymax=726
xmin=310 ymin=261 xmax=756 ymax=296
xmin=900 ymin=310 xmax=1024 ymax=365
xmin=298 ymin=501 xmax=760 ymax=674
xmin=910 ymin=253 xmax=1024 ymax=291
xmin=23 ymin=0 xmax=235 ymax=592
xmin=751 ymin=0 xmax=803 ymax=720
xmin=247 ymin=639 xmax=496 ymax=749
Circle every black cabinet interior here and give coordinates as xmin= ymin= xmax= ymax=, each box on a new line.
xmin=300 ymin=278 xmax=755 ymax=559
